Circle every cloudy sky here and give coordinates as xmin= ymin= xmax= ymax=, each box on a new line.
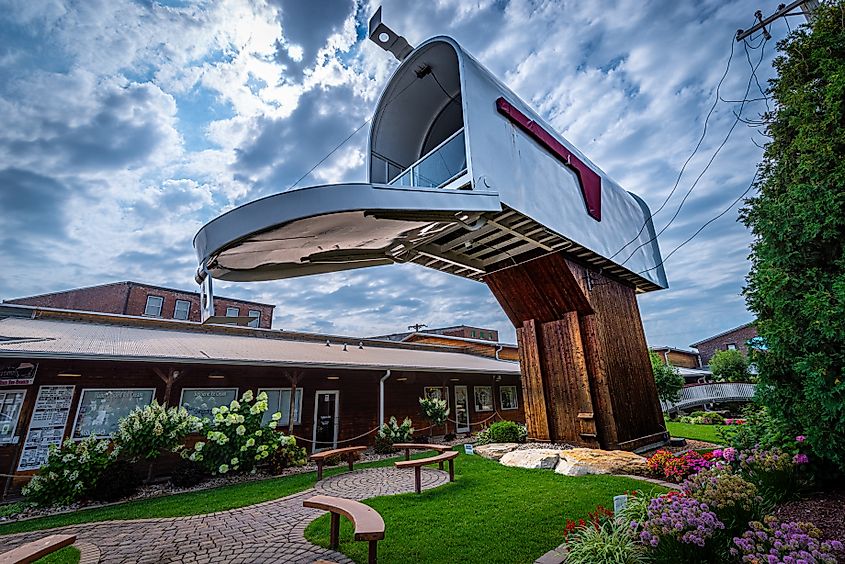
xmin=0 ymin=0 xmax=791 ymax=348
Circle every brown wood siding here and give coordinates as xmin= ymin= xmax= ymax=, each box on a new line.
xmin=402 ymin=334 xmax=519 ymax=361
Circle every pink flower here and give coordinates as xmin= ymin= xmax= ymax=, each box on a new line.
xmin=793 ymin=453 xmax=809 ymax=465
xmin=795 ymin=435 xmax=805 ymax=443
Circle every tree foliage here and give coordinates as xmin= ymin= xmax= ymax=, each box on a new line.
xmin=649 ymin=352 xmax=685 ymax=404
xmin=740 ymin=1 xmax=845 ymax=470
xmin=709 ymin=349 xmax=751 ymax=383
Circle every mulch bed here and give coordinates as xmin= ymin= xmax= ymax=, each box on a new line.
xmin=773 ymin=489 xmax=845 ymax=543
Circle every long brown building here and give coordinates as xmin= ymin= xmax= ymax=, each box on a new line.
xmin=0 ymin=304 xmax=522 ymax=494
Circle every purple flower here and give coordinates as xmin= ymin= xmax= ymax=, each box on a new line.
xmin=793 ymin=453 xmax=809 ymax=465
xmin=795 ymin=435 xmax=806 ymax=443
xmin=722 ymin=447 xmax=737 ymax=462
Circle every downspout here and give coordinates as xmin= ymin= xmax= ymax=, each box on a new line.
xmin=378 ymin=370 xmax=391 ymax=426
xmin=494 ymin=345 xmax=503 ymax=361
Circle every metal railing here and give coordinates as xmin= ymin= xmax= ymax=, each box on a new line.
xmin=388 ymin=129 xmax=467 ymax=189
xmin=661 ymin=382 xmax=756 ymax=412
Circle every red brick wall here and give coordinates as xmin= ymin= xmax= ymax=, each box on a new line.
xmin=695 ymin=324 xmax=758 ymax=365
xmin=8 ymin=283 xmax=130 ymax=314
xmin=124 ymin=286 xmax=274 ymax=328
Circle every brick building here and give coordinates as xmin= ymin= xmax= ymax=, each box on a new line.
xmin=375 ymin=325 xmax=500 ymax=342
xmin=690 ymin=322 xmax=758 ymax=366
xmin=4 ymin=281 xmax=275 ymax=329
xmin=649 ymin=346 xmax=701 ymax=369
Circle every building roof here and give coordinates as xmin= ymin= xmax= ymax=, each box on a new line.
xmin=690 ymin=321 xmax=756 ymax=348
xmin=650 ymin=346 xmax=699 ymax=355
xmin=400 ymin=332 xmax=517 ymax=348
xmin=3 ymin=281 xmax=274 ymax=309
xmin=0 ymin=316 xmax=520 ymax=375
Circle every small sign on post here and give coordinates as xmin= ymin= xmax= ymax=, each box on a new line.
xmin=464 ymin=444 xmax=474 ymax=455
xmin=613 ymin=494 xmax=628 ymax=514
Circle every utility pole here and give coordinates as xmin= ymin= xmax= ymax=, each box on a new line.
xmin=736 ymin=1 xmax=818 ymax=42
xmin=407 ymin=323 xmax=428 ymax=332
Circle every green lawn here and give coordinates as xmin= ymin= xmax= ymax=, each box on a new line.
xmin=665 ymin=421 xmax=726 ymax=444
xmin=34 ymin=546 xmax=80 ymax=564
xmin=0 ymin=454 xmax=433 ymax=535
xmin=305 ymin=450 xmax=667 ymax=564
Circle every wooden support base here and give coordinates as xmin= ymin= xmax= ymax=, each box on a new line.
xmin=485 ymin=252 xmax=667 ymax=450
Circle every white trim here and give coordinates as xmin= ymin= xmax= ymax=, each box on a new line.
xmin=225 ymin=306 xmax=240 ymax=317
xmin=144 ymin=295 xmax=163 ymax=317
xmin=71 ymin=387 xmax=156 ymax=439
xmin=0 ymin=389 xmax=26 ymax=443
xmin=454 ymin=385 xmax=470 ymax=433
xmin=312 ymin=390 xmax=340 ymax=453
xmin=258 ymin=387 xmax=303 ymax=425
xmin=499 ymin=385 xmax=519 ymax=411
xmin=173 ymin=299 xmax=191 ymax=321
xmin=473 ymin=385 xmax=494 ymax=412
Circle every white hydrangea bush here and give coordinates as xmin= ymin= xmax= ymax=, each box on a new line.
xmin=114 ymin=400 xmax=202 ymax=461
xmin=22 ymin=435 xmax=113 ymax=507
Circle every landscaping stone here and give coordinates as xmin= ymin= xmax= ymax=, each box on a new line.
xmin=554 ymin=448 xmax=648 ymax=476
xmin=500 ymin=449 xmax=560 ymax=470
xmin=474 ymin=443 xmax=519 ymax=461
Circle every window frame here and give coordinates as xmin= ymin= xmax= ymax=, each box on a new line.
xmin=71 ymin=388 xmax=156 ymax=439
xmin=0 ymin=390 xmax=26 ymax=443
xmin=499 ymin=385 xmax=519 ymax=410
xmin=178 ymin=388 xmax=239 ymax=420
xmin=247 ymin=309 xmax=261 ymax=328
xmin=258 ymin=388 xmax=303 ymax=426
xmin=173 ymin=299 xmax=191 ymax=321
xmin=225 ymin=306 xmax=240 ymax=317
xmin=144 ymin=295 xmax=164 ymax=317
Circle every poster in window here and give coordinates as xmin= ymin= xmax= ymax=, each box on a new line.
xmin=73 ymin=389 xmax=155 ymax=438
xmin=180 ymin=388 xmax=238 ymax=420
xmin=499 ymin=385 xmax=518 ymax=410
xmin=423 ymin=386 xmax=447 ymax=401
xmin=18 ymin=385 xmax=74 ymax=471
xmin=473 ymin=386 xmax=494 ymax=412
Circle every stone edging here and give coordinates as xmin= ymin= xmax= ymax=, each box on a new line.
xmin=76 ymin=541 xmax=101 ymax=564
xmin=614 ymin=474 xmax=681 ymax=490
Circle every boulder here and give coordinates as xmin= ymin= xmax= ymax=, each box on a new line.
xmin=499 ymin=449 xmax=560 ymax=470
xmin=554 ymin=448 xmax=648 ymax=476
xmin=474 ymin=443 xmax=519 ymax=461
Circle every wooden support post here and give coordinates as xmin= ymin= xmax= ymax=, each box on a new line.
xmin=329 ymin=512 xmax=340 ymax=550
xmin=448 ymin=458 xmax=454 ymax=482
xmin=347 ymin=454 xmax=354 ymax=472
xmin=153 ymin=367 xmax=182 ymax=406
xmin=414 ymin=466 xmax=421 ymax=494
xmin=403 ymin=448 xmax=411 ymax=461
xmin=316 ymin=461 xmax=324 ymax=482
xmin=485 ymin=251 xmax=667 ymax=451
xmin=368 ymin=540 xmax=378 ymax=564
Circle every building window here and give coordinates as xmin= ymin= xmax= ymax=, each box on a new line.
xmin=226 ymin=307 xmax=239 ymax=317
xmin=423 ymin=386 xmax=448 ymax=402
xmin=248 ymin=310 xmax=261 ymax=328
xmin=471 ymin=330 xmax=476 ymax=338
xmin=144 ymin=295 xmax=163 ymax=317
xmin=173 ymin=299 xmax=191 ymax=320
xmin=72 ymin=388 xmax=155 ymax=438
xmin=0 ymin=391 xmax=26 ymax=442
xmin=259 ymin=388 xmax=303 ymax=426
xmin=179 ymin=388 xmax=238 ymax=420
xmin=499 ymin=385 xmax=518 ymax=410
xmin=726 ymin=343 xmax=737 ymax=350
xmin=473 ymin=386 xmax=494 ymax=412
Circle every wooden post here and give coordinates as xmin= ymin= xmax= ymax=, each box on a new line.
xmin=153 ymin=367 xmax=182 ymax=406
xmin=448 ymin=458 xmax=454 ymax=482
xmin=485 ymin=251 xmax=667 ymax=451
xmin=414 ymin=466 xmax=421 ymax=494
xmin=368 ymin=540 xmax=378 ymax=564
xmin=329 ymin=512 xmax=340 ymax=550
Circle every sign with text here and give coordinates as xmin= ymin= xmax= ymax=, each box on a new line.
xmin=72 ymin=388 xmax=155 ymax=438
xmin=0 ymin=362 xmax=37 ymax=387
xmin=18 ymin=385 xmax=74 ymax=471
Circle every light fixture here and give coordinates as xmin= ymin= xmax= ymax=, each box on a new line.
xmin=396 ymin=377 xmax=408 ymax=382
xmin=208 ymin=374 xmax=225 ymax=380
xmin=450 ymin=377 xmax=460 ymax=382
xmin=57 ymin=373 xmax=81 ymax=378
xmin=327 ymin=376 xmax=340 ymax=380
xmin=494 ymin=375 xmax=502 ymax=382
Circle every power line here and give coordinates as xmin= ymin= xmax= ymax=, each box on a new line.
xmin=637 ymin=170 xmax=758 ymax=276
xmin=617 ymin=37 xmax=769 ymax=268
xmin=607 ymin=38 xmax=738 ymax=262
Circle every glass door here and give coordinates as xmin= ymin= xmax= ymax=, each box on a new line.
xmin=312 ymin=391 xmax=339 ymax=452
xmin=454 ymin=386 xmax=470 ymax=433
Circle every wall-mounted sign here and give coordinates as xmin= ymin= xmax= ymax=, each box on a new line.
xmin=72 ymin=388 xmax=155 ymax=439
xmin=179 ymin=388 xmax=238 ymax=420
xmin=0 ymin=363 xmax=37 ymax=387
xmin=18 ymin=385 xmax=75 ymax=471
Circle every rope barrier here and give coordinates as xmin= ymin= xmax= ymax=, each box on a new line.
xmin=446 ymin=410 xmax=500 ymax=427
xmin=291 ymin=423 xmax=436 ymax=445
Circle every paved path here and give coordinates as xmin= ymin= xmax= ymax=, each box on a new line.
xmin=0 ymin=467 xmax=449 ymax=563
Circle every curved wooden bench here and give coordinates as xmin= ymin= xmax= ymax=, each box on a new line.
xmin=394 ymin=450 xmax=458 ymax=493
xmin=309 ymin=445 xmax=367 ymax=481
xmin=303 ymin=495 xmax=385 ymax=564
xmin=391 ymin=443 xmax=451 ymax=469
xmin=0 ymin=534 xmax=76 ymax=564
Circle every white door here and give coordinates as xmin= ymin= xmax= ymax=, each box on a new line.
xmin=312 ymin=390 xmax=340 ymax=453
xmin=454 ymin=386 xmax=470 ymax=433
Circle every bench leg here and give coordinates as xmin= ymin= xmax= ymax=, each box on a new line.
xmin=316 ymin=461 xmax=324 ymax=481
xmin=414 ymin=466 xmax=421 ymax=494
xmin=404 ymin=448 xmax=410 ymax=461
xmin=347 ymin=454 xmax=354 ymax=472
xmin=448 ymin=459 xmax=454 ymax=482
xmin=329 ymin=512 xmax=340 ymax=550
xmin=438 ymin=460 xmax=444 ymax=470
xmin=368 ymin=540 xmax=378 ymax=564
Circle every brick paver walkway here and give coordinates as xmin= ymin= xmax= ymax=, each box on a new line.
xmin=0 ymin=467 xmax=449 ymax=563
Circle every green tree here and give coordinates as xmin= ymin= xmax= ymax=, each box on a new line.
xmin=649 ymin=352 xmax=685 ymax=404
xmin=708 ymin=349 xmax=750 ymax=383
xmin=740 ymin=1 xmax=845 ymax=470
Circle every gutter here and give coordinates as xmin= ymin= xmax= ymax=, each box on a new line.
xmin=378 ymin=369 xmax=391 ymax=426
xmin=495 ymin=344 xmax=503 ymax=361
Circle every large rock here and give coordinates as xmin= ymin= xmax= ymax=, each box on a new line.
xmin=554 ymin=448 xmax=648 ymax=476
xmin=474 ymin=443 xmax=519 ymax=461
xmin=500 ymin=449 xmax=561 ymax=469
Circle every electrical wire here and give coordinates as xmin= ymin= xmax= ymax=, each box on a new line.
xmin=607 ymin=38 xmax=738 ymax=262
xmin=637 ymin=170 xmax=758 ymax=276
xmin=617 ymin=37 xmax=769 ymax=268
xmin=744 ymin=38 xmax=771 ymax=114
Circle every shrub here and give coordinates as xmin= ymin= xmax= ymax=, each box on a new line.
xmin=616 ymin=490 xmax=653 ymax=533
xmin=731 ymin=516 xmax=843 ymax=563
xmin=639 ymin=492 xmax=726 ymax=562
xmin=89 ymin=459 xmax=141 ymax=502
xmin=170 ymin=460 xmax=208 ymax=488
xmin=186 ymin=390 xmax=289 ymax=476
xmin=373 ymin=416 xmax=414 ymax=454
xmin=565 ymin=520 xmax=649 ymax=564
xmin=419 ymin=396 xmax=449 ymax=435
xmin=267 ymin=440 xmax=308 ymax=474
xmin=646 ymin=449 xmax=715 ymax=483
xmin=681 ymin=467 xmax=763 ymax=532
xmin=22 ymin=436 xmax=113 ymax=507
xmin=650 ymin=352 xmax=684 ymax=404
xmin=708 ymin=349 xmax=750 ymax=383
xmin=113 ymin=400 xmax=201 ymax=462
xmin=474 ymin=426 xmax=492 ymax=445
xmin=486 ymin=420 xmax=527 ymax=443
